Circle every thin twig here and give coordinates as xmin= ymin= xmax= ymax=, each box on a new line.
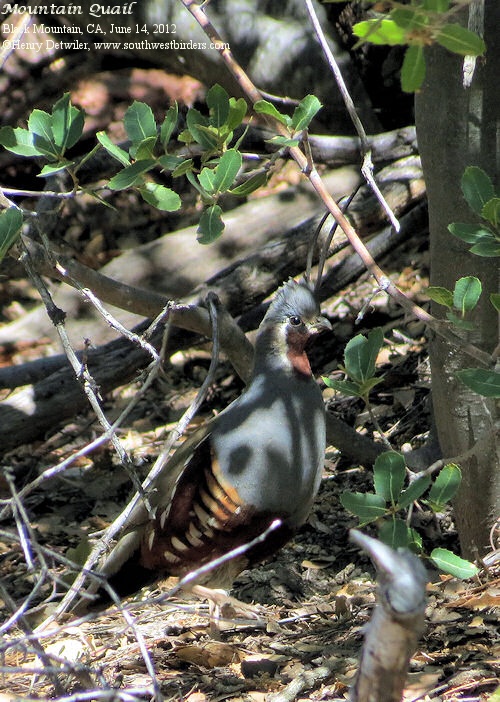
xmin=19 ymin=240 xmax=147 ymax=501
xmin=50 ymin=293 xmax=223 ymax=620
xmin=304 ymin=0 xmax=400 ymax=231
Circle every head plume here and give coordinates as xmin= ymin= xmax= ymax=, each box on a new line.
xmin=262 ymin=280 xmax=319 ymax=326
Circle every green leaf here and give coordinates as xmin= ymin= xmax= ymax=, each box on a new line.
xmin=430 ymin=548 xmax=479 ymax=579
xmin=51 ymin=93 xmax=84 ymax=151
xmin=0 ymin=207 xmax=23 ymax=262
xmin=229 ymin=170 xmax=268 ymax=196
xmin=199 ymin=149 xmax=242 ymax=194
xmin=186 ymin=170 xmax=212 ymax=201
xmin=124 ymin=101 xmax=157 ymax=145
xmin=446 ymin=310 xmax=475 ymax=330
xmin=207 ymin=83 xmax=230 ymax=128
xmin=254 ymin=100 xmax=291 ymax=127
xmin=401 ymin=45 xmax=426 ymax=93
xmin=28 ymin=109 xmax=54 ymax=145
xmin=212 ymin=148 xmax=242 ymax=192
xmin=340 ymin=492 xmax=387 ymax=522
xmin=391 ymin=8 xmax=429 ymax=31
xmin=461 ymin=166 xmax=495 ymax=215
xmin=426 ymin=286 xmax=454 ymax=308
xmin=361 ymin=376 xmax=385 ymax=395
xmin=38 ymin=160 xmax=74 ymax=177
xmin=158 ymin=154 xmax=184 ymax=171
xmin=407 ymin=527 xmax=423 ymax=553
xmin=170 ymin=158 xmax=194 ymax=177
xmin=448 ymin=222 xmax=494 ymax=244
xmin=423 ymin=0 xmax=449 ymax=10
xmin=470 ymin=239 xmax=500 ymax=257
xmin=397 ymin=475 xmax=431 ymax=509
xmin=323 ymin=377 xmax=364 ymax=398
xmin=267 ymin=135 xmax=301 ymax=148
xmin=352 ymin=18 xmax=407 ymax=46
xmin=291 ymin=95 xmax=322 ymax=131
xmin=427 ymin=464 xmax=462 ymax=510
xmin=373 ymin=451 xmax=406 ymax=503
xmin=457 ymin=368 xmax=500 ymax=398
xmin=27 ymin=110 xmax=59 ymax=159
xmin=131 ymin=135 xmax=158 ymax=160
xmin=139 ymin=183 xmax=181 ymax=212
xmin=453 ymin=276 xmax=482 ymax=313
xmin=96 ymin=131 xmax=130 ymax=167
xmin=198 ymin=165 xmax=218 ymax=194
xmin=0 ymin=126 xmax=45 ymax=157
xmin=490 ymin=293 xmax=500 ymax=312
xmin=226 ymin=97 xmax=247 ymax=131
xmin=160 ymin=102 xmax=178 ymax=149
xmin=344 ymin=327 xmax=384 ymax=384
xmin=436 ymin=24 xmax=486 ymax=57
xmin=108 ymin=159 xmax=156 ymax=190
xmin=197 ymin=204 xmax=225 ymax=244
xmin=177 ymin=128 xmax=195 ymax=145
xmin=481 ymin=197 xmax=500 ymax=228
xmin=378 ymin=518 xmax=412 ymax=549
xmin=186 ymin=108 xmax=219 ymax=150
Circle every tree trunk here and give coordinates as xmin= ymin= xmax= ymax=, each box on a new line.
xmin=415 ymin=1 xmax=500 ymax=558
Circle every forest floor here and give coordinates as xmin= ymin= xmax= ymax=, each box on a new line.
xmin=0 ymin=46 xmax=499 ymax=702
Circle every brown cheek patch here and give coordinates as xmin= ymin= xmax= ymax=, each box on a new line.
xmin=286 ymin=328 xmax=312 ymax=377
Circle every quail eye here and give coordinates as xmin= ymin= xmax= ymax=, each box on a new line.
xmin=289 ymin=315 xmax=302 ymax=326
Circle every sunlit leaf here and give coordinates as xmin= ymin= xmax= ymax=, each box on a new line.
xmin=108 ymin=159 xmax=156 ymax=190
xmin=430 ymin=548 xmax=478 ymax=579
xmin=344 ymin=327 xmax=384 ymax=383
xmin=453 ymin=276 xmax=482 ymax=313
xmin=197 ymin=204 xmax=225 ymax=244
xmin=254 ymin=100 xmax=291 ymax=127
xmin=207 ymin=83 xmax=230 ymax=128
xmin=481 ymin=197 xmax=500 ymax=228
xmin=51 ymin=93 xmax=84 ymax=151
xmin=97 ymin=131 xmax=130 ymax=167
xmin=160 ymin=102 xmax=178 ymax=149
xmin=124 ymin=101 xmax=157 ymax=145
xmin=353 ymin=18 xmax=406 ymax=46
xmin=0 ymin=126 xmax=44 ymax=157
xmin=426 ymin=286 xmax=453 ymax=308
xmin=397 ymin=475 xmax=431 ymax=509
xmin=139 ymin=183 xmax=181 ymax=211
xmin=427 ymin=464 xmax=462 ymax=510
xmin=291 ymin=95 xmax=322 ymax=131
xmin=186 ymin=108 xmax=219 ymax=149
xmin=229 ymin=170 xmax=268 ymax=196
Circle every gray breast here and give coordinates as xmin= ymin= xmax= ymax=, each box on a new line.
xmin=211 ymin=373 xmax=325 ymax=526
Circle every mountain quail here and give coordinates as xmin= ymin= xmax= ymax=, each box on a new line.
xmin=97 ymin=280 xmax=331 ymax=614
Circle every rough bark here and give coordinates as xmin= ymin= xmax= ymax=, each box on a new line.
xmin=415 ymin=2 xmax=500 ymax=558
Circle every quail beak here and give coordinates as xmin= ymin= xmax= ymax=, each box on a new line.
xmin=307 ymin=315 xmax=332 ymax=335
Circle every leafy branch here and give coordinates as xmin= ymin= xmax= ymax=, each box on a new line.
xmin=323 ymin=0 xmax=485 ymax=91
